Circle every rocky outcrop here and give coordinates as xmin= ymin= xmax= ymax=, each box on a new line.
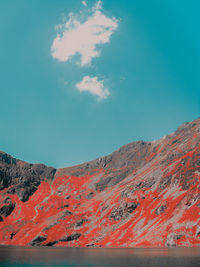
xmin=0 ymin=152 xmax=56 ymax=201
xmin=60 ymin=233 xmax=81 ymax=242
xmin=0 ymin=202 xmax=15 ymax=218
xmin=155 ymin=205 xmax=167 ymax=215
xmin=30 ymin=236 xmax=47 ymax=246
xmin=110 ymin=202 xmax=138 ymax=221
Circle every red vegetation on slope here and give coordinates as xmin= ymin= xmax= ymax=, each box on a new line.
xmin=0 ymin=119 xmax=200 ymax=247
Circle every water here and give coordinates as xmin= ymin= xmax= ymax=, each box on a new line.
xmin=0 ymin=246 xmax=199 ymax=267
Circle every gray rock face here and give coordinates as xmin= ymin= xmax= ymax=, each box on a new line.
xmin=155 ymin=205 xmax=167 ymax=215
xmin=29 ymin=235 xmax=47 ymax=246
xmin=60 ymin=233 xmax=81 ymax=242
xmin=74 ymin=219 xmax=87 ymax=228
xmin=165 ymin=233 xmax=184 ymax=247
xmin=110 ymin=202 xmax=139 ymax=221
xmin=86 ymin=192 xmax=94 ymax=199
xmin=57 ymin=141 xmax=152 ymax=192
xmin=58 ymin=141 xmax=152 ymax=176
xmin=45 ymin=241 xmax=58 ymax=246
xmin=59 ymin=210 xmax=73 ymax=220
xmin=0 ymin=202 xmax=15 ymax=217
xmin=0 ymin=151 xmax=56 ymax=202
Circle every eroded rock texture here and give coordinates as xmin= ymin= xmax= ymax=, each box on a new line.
xmin=0 ymin=152 xmax=56 ymax=202
xmin=0 ymin=118 xmax=200 ymax=247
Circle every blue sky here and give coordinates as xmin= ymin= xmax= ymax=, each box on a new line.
xmin=0 ymin=0 xmax=199 ymax=168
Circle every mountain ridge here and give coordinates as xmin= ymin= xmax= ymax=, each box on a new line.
xmin=0 ymin=117 xmax=199 ymax=247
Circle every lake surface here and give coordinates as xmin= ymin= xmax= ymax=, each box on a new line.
xmin=0 ymin=246 xmax=199 ymax=267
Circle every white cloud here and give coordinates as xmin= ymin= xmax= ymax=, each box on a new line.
xmin=51 ymin=1 xmax=118 ymax=66
xmin=82 ymin=1 xmax=87 ymax=7
xmin=76 ymin=76 xmax=110 ymax=100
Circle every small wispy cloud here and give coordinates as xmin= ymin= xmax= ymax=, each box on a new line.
xmin=92 ymin=0 xmax=103 ymax=11
xmin=51 ymin=0 xmax=118 ymax=66
xmin=76 ymin=76 xmax=110 ymax=100
xmin=82 ymin=1 xmax=87 ymax=7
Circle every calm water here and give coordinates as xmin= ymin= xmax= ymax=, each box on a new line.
xmin=0 ymin=246 xmax=199 ymax=267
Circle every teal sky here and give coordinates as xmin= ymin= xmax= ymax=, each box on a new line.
xmin=0 ymin=0 xmax=199 ymax=168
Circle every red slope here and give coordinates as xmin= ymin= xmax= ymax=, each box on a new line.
xmin=0 ymin=118 xmax=200 ymax=247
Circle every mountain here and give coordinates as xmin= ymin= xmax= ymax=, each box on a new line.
xmin=0 ymin=118 xmax=200 ymax=247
